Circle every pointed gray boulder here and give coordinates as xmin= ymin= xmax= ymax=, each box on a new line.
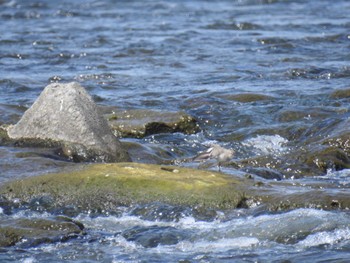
xmin=8 ymin=82 xmax=130 ymax=162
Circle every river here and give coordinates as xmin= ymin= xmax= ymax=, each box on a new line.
xmin=1 ymin=0 xmax=350 ymax=262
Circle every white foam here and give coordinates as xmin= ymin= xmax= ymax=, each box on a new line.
xmin=176 ymin=237 xmax=259 ymax=253
xmin=320 ymin=169 xmax=350 ymax=186
xmin=297 ymin=228 xmax=350 ymax=248
xmin=242 ymin=134 xmax=289 ymax=155
xmin=22 ymin=258 xmax=36 ymax=263
xmin=326 ymin=168 xmax=350 ymax=178
xmin=104 ymin=235 xmax=142 ymax=251
xmin=71 ymin=208 xmax=350 ymax=259
xmin=177 ymin=216 xmax=219 ymax=230
xmin=177 ymin=209 xmax=350 ymax=244
xmin=77 ymin=214 xmax=175 ymax=233
xmin=12 ymin=210 xmax=51 ymax=219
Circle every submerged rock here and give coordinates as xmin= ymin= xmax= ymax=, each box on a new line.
xmin=122 ymin=225 xmax=188 ymax=248
xmin=104 ymin=108 xmax=200 ymax=138
xmin=246 ymin=180 xmax=350 ymax=211
xmin=0 ymin=216 xmax=84 ymax=247
xmin=223 ymin=93 xmax=275 ymax=103
xmin=295 ymin=118 xmax=350 ymax=174
xmin=330 ymin=87 xmax=350 ymax=99
xmin=6 ymin=82 xmax=130 ymax=162
xmin=130 ymin=202 xmax=189 ymax=222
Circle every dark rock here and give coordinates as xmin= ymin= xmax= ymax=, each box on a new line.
xmin=0 ymin=125 xmax=10 ymax=145
xmin=122 ymin=225 xmax=188 ymax=248
xmin=130 ymin=202 xmax=189 ymax=222
xmin=245 ymin=167 xmax=283 ymax=180
xmin=103 ymin=108 xmax=200 ymax=138
xmin=6 ymin=82 xmax=130 ymax=162
xmin=28 ymin=195 xmax=55 ymax=212
xmin=306 ymin=147 xmax=350 ymax=172
xmin=0 ymin=216 xmax=84 ymax=247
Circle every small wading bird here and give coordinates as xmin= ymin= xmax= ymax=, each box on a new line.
xmin=193 ymin=144 xmax=234 ymax=172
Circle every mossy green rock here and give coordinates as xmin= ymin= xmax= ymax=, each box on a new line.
xmin=0 ymin=163 xmax=246 ymax=211
xmin=1 ymin=162 xmax=349 ymax=213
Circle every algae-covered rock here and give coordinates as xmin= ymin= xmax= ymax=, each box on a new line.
xmin=1 ymin=162 xmax=349 ymax=213
xmin=0 ymin=216 xmax=84 ymax=247
xmin=0 ymin=125 xmax=10 ymax=145
xmin=305 ymin=147 xmax=350 ymax=172
xmin=0 ymin=163 xmax=246 ymax=212
xmin=7 ymin=82 xmax=130 ymax=162
xmin=104 ymin=109 xmax=200 ymax=138
xmin=330 ymin=88 xmax=350 ymax=99
xmin=223 ymin=93 xmax=274 ymax=103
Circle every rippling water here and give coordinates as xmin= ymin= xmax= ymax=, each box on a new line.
xmin=1 ymin=0 xmax=350 ymax=262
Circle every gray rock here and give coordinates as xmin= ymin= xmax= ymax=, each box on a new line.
xmin=7 ymin=82 xmax=130 ymax=162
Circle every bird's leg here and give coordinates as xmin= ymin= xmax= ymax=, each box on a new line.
xmin=218 ymin=162 xmax=221 ymax=172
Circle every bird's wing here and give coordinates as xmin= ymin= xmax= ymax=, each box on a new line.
xmin=193 ymin=147 xmax=213 ymax=162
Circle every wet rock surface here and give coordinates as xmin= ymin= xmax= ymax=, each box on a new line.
xmin=227 ymin=113 xmax=350 ymax=179
xmin=243 ymin=180 xmax=350 ymax=211
xmin=0 ymin=216 xmax=84 ymax=247
xmin=130 ymin=202 xmax=190 ymax=222
xmin=122 ymin=225 xmax=188 ymax=248
xmin=103 ymin=108 xmax=200 ymax=138
xmin=6 ymin=82 xmax=130 ymax=163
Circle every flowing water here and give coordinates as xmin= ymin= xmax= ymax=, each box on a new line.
xmin=1 ymin=0 xmax=350 ymax=262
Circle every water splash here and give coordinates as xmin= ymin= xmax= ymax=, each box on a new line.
xmin=242 ymin=134 xmax=289 ymax=155
xmin=297 ymin=228 xmax=350 ymax=248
